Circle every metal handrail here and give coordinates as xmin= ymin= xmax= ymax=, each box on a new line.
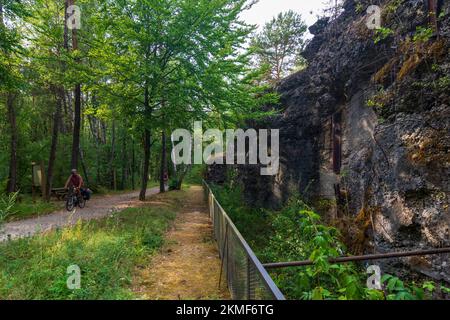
xmin=203 ymin=180 xmax=285 ymax=300
xmin=263 ymin=247 xmax=450 ymax=269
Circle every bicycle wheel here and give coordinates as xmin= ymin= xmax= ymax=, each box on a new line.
xmin=66 ymin=196 xmax=75 ymax=211
xmin=78 ymin=197 xmax=86 ymax=209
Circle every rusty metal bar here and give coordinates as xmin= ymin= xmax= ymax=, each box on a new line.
xmin=263 ymin=247 xmax=450 ymax=269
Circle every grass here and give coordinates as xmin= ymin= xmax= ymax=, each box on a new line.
xmin=6 ymin=195 xmax=63 ymax=222
xmin=0 ymin=192 xmax=180 ymax=300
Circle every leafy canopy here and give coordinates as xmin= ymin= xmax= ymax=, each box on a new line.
xmin=251 ymin=10 xmax=307 ymax=84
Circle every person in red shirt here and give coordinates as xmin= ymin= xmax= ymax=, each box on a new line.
xmin=64 ymin=169 xmax=84 ymax=195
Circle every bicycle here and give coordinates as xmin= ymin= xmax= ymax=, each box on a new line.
xmin=66 ymin=187 xmax=86 ymax=211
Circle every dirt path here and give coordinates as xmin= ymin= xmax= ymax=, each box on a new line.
xmin=133 ymin=186 xmax=230 ymax=300
xmin=0 ymin=187 xmax=161 ymax=242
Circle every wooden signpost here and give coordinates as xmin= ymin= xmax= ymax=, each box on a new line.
xmin=31 ymin=162 xmax=45 ymax=199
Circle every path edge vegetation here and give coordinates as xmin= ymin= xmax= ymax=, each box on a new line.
xmin=0 ymin=0 xmax=278 ymax=205
xmin=0 ymin=188 xmax=197 ymax=300
xmin=211 ymin=179 xmax=450 ymax=301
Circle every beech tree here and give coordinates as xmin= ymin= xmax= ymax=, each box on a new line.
xmin=0 ymin=0 xmax=276 ymax=199
xmin=95 ymin=0 xmax=274 ymax=200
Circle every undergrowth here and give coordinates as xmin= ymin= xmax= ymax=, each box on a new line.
xmin=211 ymin=182 xmax=449 ymax=300
xmin=0 ymin=192 xmax=18 ymax=227
xmin=0 ymin=203 xmax=177 ymax=299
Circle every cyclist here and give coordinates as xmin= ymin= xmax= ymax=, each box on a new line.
xmin=64 ymin=169 xmax=84 ymax=198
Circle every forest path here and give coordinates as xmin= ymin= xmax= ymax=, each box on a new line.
xmin=0 ymin=187 xmax=161 ymax=242
xmin=133 ymin=186 xmax=229 ymax=300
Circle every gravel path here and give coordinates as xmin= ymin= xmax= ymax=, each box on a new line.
xmin=133 ymin=186 xmax=229 ymax=300
xmin=0 ymin=187 xmax=161 ymax=242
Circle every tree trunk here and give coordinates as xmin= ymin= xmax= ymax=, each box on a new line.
xmin=79 ymin=148 xmax=90 ymax=186
xmin=171 ymin=133 xmax=177 ymax=174
xmin=139 ymin=129 xmax=151 ymax=201
xmin=57 ymin=0 xmax=69 ymax=135
xmin=70 ymin=0 xmax=81 ymax=170
xmin=45 ymin=90 xmax=63 ymax=201
xmin=59 ymin=94 xmax=68 ymax=134
xmin=101 ymin=120 xmax=107 ymax=144
xmin=131 ymin=140 xmax=136 ymax=190
xmin=139 ymin=86 xmax=152 ymax=201
xmin=110 ymin=120 xmax=116 ymax=190
xmin=71 ymin=84 xmax=81 ymax=169
xmin=6 ymin=94 xmax=18 ymax=193
xmin=2 ymin=5 xmax=18 ymax=193
xmin=121 ymin=130 xmax=127 ymax=190
xmin=64 ymin=0 xmax=69 ymax=50
xmin=43 ymin=0 xmax=72 ymax=200
xmin=159 ymin=130 xmax=167 ymax=193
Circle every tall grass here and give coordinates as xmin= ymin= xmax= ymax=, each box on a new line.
xmin=0 ymin=205 xmax=176 ymax=299
xmin=0 ymin=192 xmax=18 ymax=227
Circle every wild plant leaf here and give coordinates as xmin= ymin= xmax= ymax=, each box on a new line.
xmin=441 ymin=286 xmax=450 ymax=294
xmin=422 ymin=281 xmax=435 ymax=292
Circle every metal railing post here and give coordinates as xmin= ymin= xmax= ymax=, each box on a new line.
xmin=218 ymin=222 xmax=228 ymax=289
xmin=247 ymin=256 xmax=251 ymax=300
xmin=226 ymin=221 xmax=230 ymax=293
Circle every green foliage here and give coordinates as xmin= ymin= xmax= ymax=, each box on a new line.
xmin=441 ymin=286 xmax=450 ymax=294
xmin=385 ymin=0 xmax=404 ymax=16
xmin=382 ymin=274 xmax=413 ymax=300
xmin=183 ymin=165 xmax=206 ymax=185
xmin=413 ymin=26 xmax=434 ymax=43
xmin=262 ymin=197 xmax=367 ymax=300
xmin=251 ymin=10 xmax=308 ymax=83
xmin=0 ymin=192 xmax=18 ymax=226
xmin=213 ymin=184 xmax=367 ymax=300
xmin=0 ymin=205 xmax=176 ymax=299
xmin=168 ymin=178 xmax=180 ymax=191
xmin=374 ymin=27 xmax=394 ymax=44
xmin=437 ymin=76 xmax=450 ymax=89
xmin=211 ymin=183 xmax=272 ymax=252
xmin=366 ymin=99 xmax=384 ymax=108
xmin=1 ymin=0 xmax=277 ymax=202
xmin=0 ymin=0 xmax=28 ymax=91
xmin=355 ymin=2 xmax=364 ymax=14
xmin=7 ymin=196 xmax=62 ymax=222
xmin=381 ymin=275 xmax=439 ymax=300
xmin=213 ymin=181 xmax=442 ymax=300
